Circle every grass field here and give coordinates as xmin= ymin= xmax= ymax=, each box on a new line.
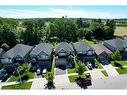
xmin=83 ymin=39 xmax=94 ymax=46
xmin=111 ymin=61 xmax=127 ymax=67
xmin=114 ymin=26 xmax=127 ymax=37
xmin=8 ymin=72 xmax=35 ymax=82
xmin=1 ymin=82 xmax=32 ymax=90
xmin=101 ymin=70 xmax=108 ymax=77
xmin=68 ymin=73 xmax=90 ymax=83
xmin=116 ymin=67 xmax=127 ymax=74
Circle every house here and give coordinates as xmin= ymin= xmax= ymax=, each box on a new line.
xmin=1 ymin=44 xmax=33 ymax=72
xmin=73 ymin=41 xmax=95 ymax=66
xmin=29 ymin=43 xmax=54 ymax=71
xmin=55 ymin=42 xmax=74 ymax=67
xmin=92 ymin=44 xmax=112 ymax=65
xmin=103 ymin=38 xmax=126 ymax=52
xmin=0 ymin=48 xmax=4 ymax=58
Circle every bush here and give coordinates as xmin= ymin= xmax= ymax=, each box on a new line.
xmin=1 ymin=43 xmax=10 ymax=51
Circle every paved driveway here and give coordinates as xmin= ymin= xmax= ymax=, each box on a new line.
xmin=31 ymin=78 xmax=47 ymax=89
xmin=103 ymin=64 xmax=119 ymax=77
xmin=55 ymin=65 xmax=67 ymax=75
xmin=90 ymin=69 xmax=105 ymax=79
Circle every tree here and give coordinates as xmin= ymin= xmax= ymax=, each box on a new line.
xmin=1 ymin=43 xmax=10 ymax=51
xmin=90 ymin=21 xmax=104 ymax=39
xmin=45 ymin=72 xmax=54 ymax=85
xmin=0 ymin=24 xmax=17 ymax=48
xmin=50 ymin=18 xmax=77 ymax=42
xmin=75 ymin=61 xmax=87 ymax=78
xmin=76 ymin=18 xmax=83 ymax=28
xmin=18 ymin=63 xmax=31 ymax=81
xmin=111 ymin=50 xmax=121 ymax=63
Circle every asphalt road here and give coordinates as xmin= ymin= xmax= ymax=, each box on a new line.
xmin=88 ymin=74 xmax=127 ymax=89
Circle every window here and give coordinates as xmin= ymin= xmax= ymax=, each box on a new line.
xmin=1 ymin=58 xmax=12 ymax=63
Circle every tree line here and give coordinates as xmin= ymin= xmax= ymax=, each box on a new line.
xmin=0 ymin=17 xmax=116 ymax=50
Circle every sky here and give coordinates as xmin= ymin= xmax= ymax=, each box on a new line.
xmin=0 ymin=6 xmax=127 ymax=19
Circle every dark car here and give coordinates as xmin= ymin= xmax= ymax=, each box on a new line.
xmin=0 ymin=69 xmax=8 ymax=80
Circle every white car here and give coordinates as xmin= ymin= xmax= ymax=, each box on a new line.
xmin=36 ymin=68 xmax=41 ymax=75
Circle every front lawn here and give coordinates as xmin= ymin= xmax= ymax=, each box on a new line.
xmin=95 ymin=60 xmax=103 ymax=69
xmin=8 ymin=72 xmax=35 ymax=82
xmin=1 ymin=82 xmax=32 ymax=90
xmin=83 ymin=39 xmax=94 ymax=46
xmin=68 ymin=73 xmax=90 ymax=83
xmin=116 ymin=67 xmax=127 ymax=74
xmin=101 ymin=70 xmax=108 ymax=77
xmin=67 ymin=68 xmax=75 ymax=74
xmin=111 ymin=61 xmax=127 ymax=67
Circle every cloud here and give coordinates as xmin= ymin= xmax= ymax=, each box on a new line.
xmin=0 ymin=8 xmax=126 ymax=18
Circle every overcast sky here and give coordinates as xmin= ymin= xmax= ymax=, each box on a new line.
xmin=0 ymin=6 xmax=127 ymax=18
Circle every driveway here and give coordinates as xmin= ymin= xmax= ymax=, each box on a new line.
xmin=90 ymin=69 xmax=105 ymax=79
xmin=55 ymin=65 xmax=67 ymax=75
xmin=103 ymin=64 xmax=119 ymax=77
xmin=31 ymin=78 xmax=47 ymax=89
xmin=54 ymin=74 xmax=73 ymax=89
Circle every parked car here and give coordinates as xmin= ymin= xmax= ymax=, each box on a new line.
xmin=94 ymin=64 xmax=98 ymax=68
xmin=0 ymin=69 xmax=8 ymax=80
xmin=37 ymin=68 xmax=41 ymax=75
xmin=87 ymin=62 xmax=92 ymax=70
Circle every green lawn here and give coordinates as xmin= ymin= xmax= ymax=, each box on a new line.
xmin=68 ymin=73 xmax=90 ymax=83
xmin=95 ymin=60 xmax=103 ymax=69
xmin=67 ymin=68 xmax=75 ymax=74
xmin=101 ymin=70 xmax=108 ymax=77
xmin=83 ymin=39 xmax=94 ymax=46
xmin=8 ymin=72 xmax=35 ymax=82
xmin=1 ymin=82 xmax=32 ymax=90
xmin=111 ymin=61 xmax=127 ymax=67
xmin=116 ymin=67 xmax=127 ymax=74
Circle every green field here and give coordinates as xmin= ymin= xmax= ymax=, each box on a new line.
xmin=101 ymin=70 xmax=108 ymax=77
xmin=116 ymin=68 xmax=127 ymax=74
xmin=68 ymin=73 xmax=90 ymax=83
xmin=1 ymin=82 xmax=32 ymax=90
xmin=8 ymin=72 xmax=35 ymax=82
xmin=111 ymin=61 xmax=127 ymax=67
xmin=83 ymin=39 xmax=94 ymax=46
xmin=114 ymin=26 xmax=127 ymax=37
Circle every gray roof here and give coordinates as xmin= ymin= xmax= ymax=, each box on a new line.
xmin=73 ymin=41 xmax=94 ymax=53
xmin=0 ymin=48 xmax=3 ymax=54
xmin=55 ymin=42 xmax=74 ymax=54
xmin=2 ymin=44 xmax=33 ymax=59
xmin=30 ymin=43 xmax=53 ymax=56
xmin=104 ymin=38 xmax=126 ymax=49
xmin=123 ymin=39 xmax=127 ymax=47
xmin=92 ymin=44 xmax=112 ymax=55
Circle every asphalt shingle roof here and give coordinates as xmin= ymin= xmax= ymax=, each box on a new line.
xmin=30 ymin=43 xmax=53 ymax=56
xmin=92 ymin=44 xmax=112 ymax=55
xmin=55 ymin=42 xmax=74 ymax=54
xmin=2 ymin=44 xmax=33 ymax=59
xmin=73 ymin=41 xmax=94 ymax=54
xmin=104 ymin=38 xmax=126 ymax=49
